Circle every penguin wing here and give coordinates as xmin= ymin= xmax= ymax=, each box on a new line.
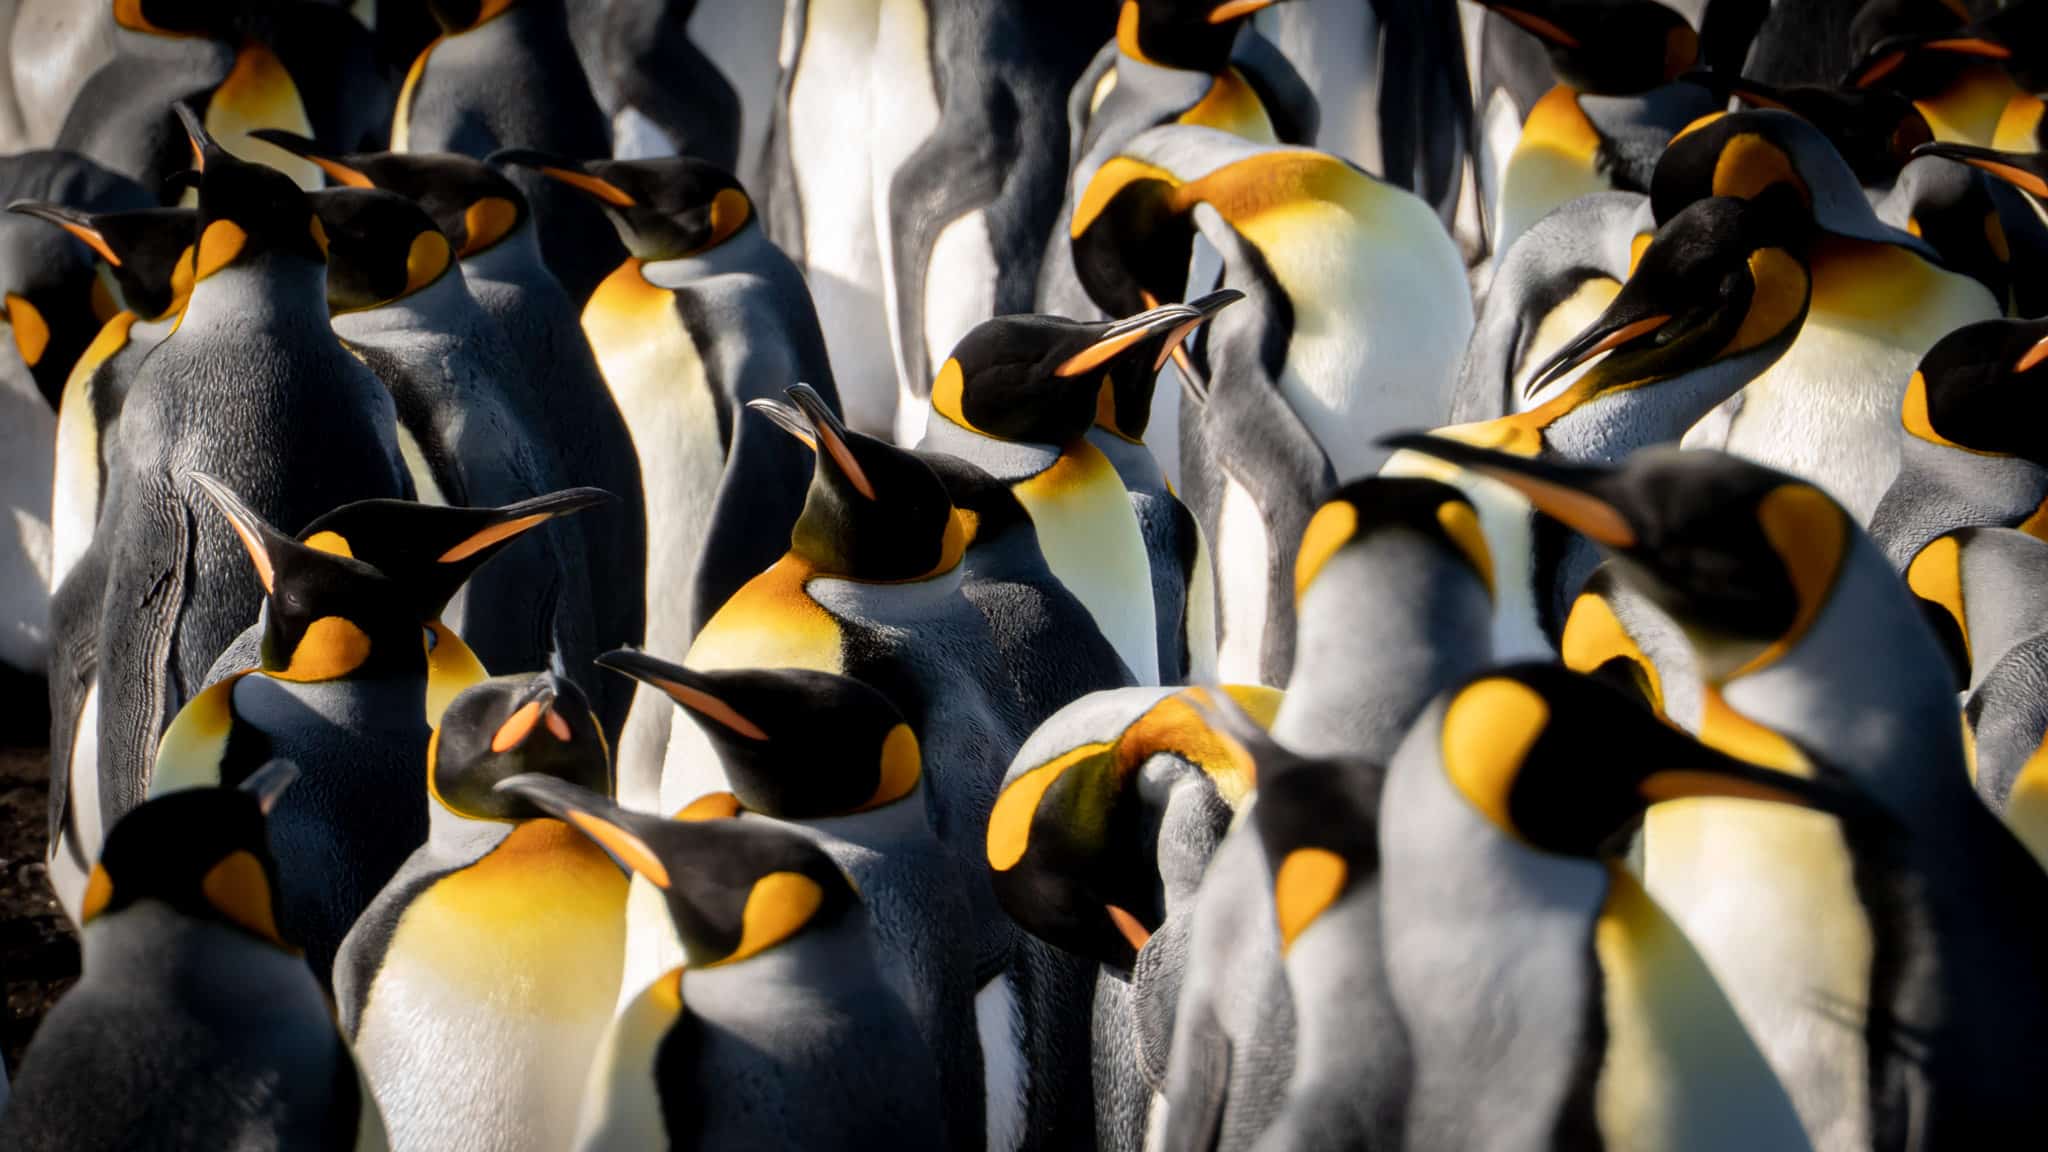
xmin=1370 ymin=0 xmax=1473 ymax=224
xmin=1228 ymin=30 xmax=1321 ymax=149
xmin=1064 ymin=41 xmax=1122 ymax=174
xmin=333 ymin=847 xmax=469 ymax=1036
xmin=693 ymin=356 xmax=813 ymax=635
xmin=93 ymin=476 xmax=199 ymax=821
xmin=758 ymin=0 xmax=809 ymax=255
xmin=44 ymin=545 xmax=105 ymax=847
xmin=608 ymin=20 xmax=742 ymax=170
xmin=884 ymin=100 xmax=1011 ymax=400
xmin=1158 ymin=999 xmax=1232 ymax=1152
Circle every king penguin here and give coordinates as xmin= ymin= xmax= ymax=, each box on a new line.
xmin=307 ymin=184 xmax=608 ymax=713
xmin=497 ymin=772 xmax=950 ymax=1152
xmin=0 ymin=762 xmax=390 ymax=1152
xmin=338 ymin=668 xmax=627 ymax=1152
xmin=1392 ymin=438 xmax=2048 ymax=1150
xmin=392 ymin=0 xmax=622 ymax=303
xmin=60 ymin=108 xmax=408 ymax=930
xmin=1161 ymin=476 xmax=1493 ymax=1152
xmin=575 ymin=0 xmax=745 ymax=169
xmin=1841 ymin=0 xmax=2024 ymax=149
xmin=598 ymin=653 xmax=986 ymax=1151
xmin=1383 ymin=662 xmax=1825 ymax=1152
xmin=246 ymin=132 xmax=649 ymax=741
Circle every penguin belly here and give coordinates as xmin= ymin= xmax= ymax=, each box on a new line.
xmin=580 ymin=968 xmax=682 ymax=1150
xmin=1494 ymin=88 xmax=1609 ymax=260
xmin=584 ymin=265 xmax=726 ymax=808
xmin=50 ymin=681 xmax=100 ymax=925
xmin=868 ymin=0 xmax=944 ymax=446
xmin=353 ymin=822 xmax=627 ymax=1152
xmin=1013 ymin=445 xmax=1160 ymax=685
xmin=1213 ymin=470 xmax=1272 ymax=686
xmin=1715 ymin=244 xmax=1998 ymax=524
xmin=788 ymin=0 xmax=893 ymax=438
xmin=908 ymin=209 xmax=996 ymax=446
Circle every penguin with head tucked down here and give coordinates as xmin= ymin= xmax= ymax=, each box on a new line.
xmin=393 ymin=0 xmax=621 ymax=302
xmin=1680 ymin=71 xmax=1935 ymax=187
xmin=1391 ymin=438 xmax=2048 ymax=1149
xmin=1842 ymin=0 xmax=2024 ymax=148
xmin=0 ymin=763 xmax=390 ymax=1152
xmin=247 ymin=131 xmax=648 ymax=742
xmin=988 ymin=682 xmax=1275 ymax=1150
xmin=1384 ymin=662 xmax=1825 ymax=1152
xmin=1869 ymin=316 xmax=2048 ymax=568
xmin=1911 ymin=140 xmax=2048 ymax=314
xmin=497 ymin=773 xmax=950 ymax=1152
xmin=1161 ymin=476 xmax=1493 ymax=1152
xmin=306 ymin=183 xmax=610 ymax=717
xmin=601 ymin=653 xmax=985 ymax=1151
xmin=65 ymin=108 xmax=409 ymax=928
xmin=53 ymin=0 xmax=390 ymax=194
xmin=337 ymin=668 xmax=626 ymax=1152
xmin=575 ymin=0 xmax=744 ymax=169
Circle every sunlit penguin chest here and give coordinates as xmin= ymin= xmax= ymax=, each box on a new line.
xmin=1497 ymin=87 xmax=1610 ymax=256
xmin=204 ymin=42 xmax=323 ymax=190
xmin=1011 ymin=443 xmax=1159 ymax=684
xmin=685 ymin=555 xmax=847 ymax=675
xmin=1723 ymin=239 xmax=1999 ymax=522
xmin=1175 ymin=67 xmax=1278 ymax=140
xmin=581 ymin=968 xmax=684 ymax=1149
xmin=355 ymin=821 xmax=629 ymax=1150
xmin=1917 ymin=65 xmax=2023 ymax=146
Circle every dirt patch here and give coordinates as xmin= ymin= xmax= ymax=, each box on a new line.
xmin=0 ymin=741 xmax=78 ymax=1075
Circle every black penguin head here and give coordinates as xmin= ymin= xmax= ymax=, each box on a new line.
xmin=1383 ymin=439 xmax=1853 ymax=679
xmin=1519 ymin=191 xmax=1813 ymax=403
xmin=1843 ymin=0 xmax=2010 ymax=94
xmin=83 ymin=761 xmax=299 ymax=948
xmin=1911 ymin=142 xmax=2048 ymax=203
xmin=497 ymin=774 xmax=859 ymax=968
xmin=7 ymin=202 xmax=197 ymax=320
xmin=751 ymin=384 xmax=966 ymax=582
xmin=425 ymin=0 xmax=518 ymax=34
xmin=1095 ymin=290 xmax=1241 ymax=440
xmin=188 ymin=474 xmax=425 ymax=681
xmin=496 ymin=152 xmax=752 ymax=262
xmin=598 ymin=652 xmax=921 ymax=820
xmin=1293 ymin=476 xmax=1494 ymax=606
xmin=1478 ymin=0 xmax=1699 ymax=93
xmin=1069 ymin=163 xmax=1199 ymax=321
xmin=1429 ymin=663 xmax=1859 ymax=857
xmin=307 ymin=188 xmax=454 ymax=312
xmin=1899 ymin=317 xmax=2048 ymax=467
xmin=1118 ymin=0 xmax=1290 ymax=72
xmin=174 ymin=105 xmax=326 ymax=281
xmin=986 ymin=687 xmax=1260 ymax=971
xmin=1237 ymin=714 xmax=1378 ymax=956
xmin=430 ymin=670 xmax=611 ymax=821
xmin=1680 ymin=73 xmax=1932 ymax=185
xmin=247 ymin=131 xmax=533 ymax=259
xmin=292 ymin=487 xmax=612 ymax=621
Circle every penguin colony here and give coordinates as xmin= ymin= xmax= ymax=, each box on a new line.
xmin=1 ymin=0 xmax=2047 ymax=1148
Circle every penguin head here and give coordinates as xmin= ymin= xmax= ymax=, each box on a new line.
xmin=751 ymin=384 xmax=967 ymax=582
xmin=83 ymin=760 xmax=299 ymax=948
xmin=306 ymin=188 xmax=454 ymax=312
xmin=1899 ymin=317 xmax=2048 ymax=468
xmin=986 ymin=686 xmax=1263 ymax=970
xmin=246 ymin=132 xmax=533 ymax=259
xmin=1070 ymin=162 xmax=1199 ymax=322
xmin=1294 ymin=476 xmax=1495 ymax=606
xmin=1478 ymin=0 xmax=1699 ymax=93
xmin=424 ymin=0 xmax=518 ymax=35
xmin=497 ymin=774 xmax=860 ymax=968
xmin=430 ymin=670 xmax=611 ymax=821
xmin=1678 ymin=73 xmax=1932 ymax=185
xmin=1093 ymin=290 xmax=1241 ymax=441
xmin=1515 ymin=190 xmax=1813 ymax=406
xmin=1237 ymin=717 xmax=1377 ymax=956
xmin=7 ymin=202 xmax=197 ymax=320
xmin=1910 ymin=142 xmax=2048 ymax=202
xmin=1427 ymin=663 xmax=1860 ymax=856
xmin=1843 ymin=0 xmax=2010 ymax=94
xmin=1118 ymin=0 xmax=1292 ymax=72
xmin=1383 ymin=439 xmax=1852 ymax=683
xmin=291 ymin=487 xmax=612 ymax=621
xmin=187 ymin=474 xmax=425 ymax=681
xmin=173 ymin=104 xmax=327 ymax=281
xmin=497 ymin=152 xmax=753 ymax=262
xmin=599 ymin=651 xmax=922 ymax=820
xmin=112 ymin=0 xmax=238 ymax=38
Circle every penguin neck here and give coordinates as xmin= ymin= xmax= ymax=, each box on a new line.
xmin=1535 ymin=342 xmax=1788 ymax=465
xmin=919 ymin=414 xmax=1064 ymax=482
xmin=425 ymin=797 xmax=517 ymax=860
xmin=176 ymin=252 xmax=332 ymax=337
xmin=796 ymin=787 xmax=935 ymax=853
xmin=1869 ymin=441 xmax=2048 ymax=570
xmin=458 ymin=220 xmax=550 ymax=290
xmin=637 ymin=221 xmax=776 ymax=286
xmin=682 ymin=917 xmax=884 ymax=1010
xmin=1086 ymin=426 xmax=1166 ymax=497
xmin=330 ymin=266 xmax=489 ymax=348
xmin=82 ymin=901 xmax=311 ymax=990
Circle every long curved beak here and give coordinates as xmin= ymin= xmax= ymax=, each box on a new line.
xmin=495 ymin=773 xmax=672 ymax=886
xmin=492 ymin=149 xmax=636 ymax=207
xmin=597 ymin=649 xmax=771 ymax=741
xmin=187 ymin=472 xmax=290 ymax=594
xmin=1523 ymin=311 xmax=1673 ymax=399
xmin=1912 ymin=142 xmax=2048 ymax=198
xmin=247 ymin=129 xmax=374 ymax=188
xmin=7 ymin=201 xmax=121 ymax=265
xmin=787 ymin=383 xmax=875 ymax=500
xmin=1379 ymin=433 xmax=1639 ymax=547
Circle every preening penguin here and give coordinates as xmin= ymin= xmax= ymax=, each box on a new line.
xmin=498 ymin=774 xmax=951 ymax=1152
xmin=0 ymin=763 xmax=389 ymax=1152
xmin=337 ymin=669 xmax=627 ymax=1152
xmin=1842 ymin=0 xmax=2024 ymax=148
xmin=602 ymin=654 xmax=986 ymax=1152
xmin=1383 ymin=663 xmax=1822 ymax=1152
xmin=248 ymin=132 xmax=649 ymax=742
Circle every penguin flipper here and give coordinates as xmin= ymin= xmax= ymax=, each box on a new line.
xmin=1227 ymin=30 xmax=1320 ymax=149
xmin=1370 ymin=0 xmax=1472 ymax=224
xmin=1064 ymin=41 xmax=1122 ymax=174
xmin=93 ymin=478 xmax=197 ymax=823
xmin=758 ymin=0 xmax=809 ymax=254
xmin=1158 ymin=1001 xmax=1232 ymax=1152
xmin=693 ymin=376 xmax=814 ymax=633
xmin=610 ymin=31 xmax=742 ymax=170
xmin=886 ymin=119 xmax=1009 ymax=402
xmin=44 ymin=547 xmax=106 ymax=847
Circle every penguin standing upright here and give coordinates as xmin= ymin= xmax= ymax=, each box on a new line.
xmin=245 ymin=134 xmax=649 ymax=741
xmin=338 ymin=669 xmax=626 ymax=1152
xmin=602 ymin=655 xmax=986 ymax=1151
xmin=499 ymin=774 xmax=951 ymax=1152
xmin=578 ymin=0 xmax=745 ymax=168
xmin=392 ymin=0 xmax=621 ymax=302
xmin=63 ymin=110 xmax=409 ymax=927
xmin=307 ymin=184 xmax=608 ymax=714
xmin=501 ymin=152 xmax=836 ymax=806
xmin=0 ymin=763 xmax=389 ymax=1152
xmin=1383 ymin=663 xmax=1823 ymax=1152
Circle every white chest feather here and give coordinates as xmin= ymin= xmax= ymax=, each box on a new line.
xmin=1015 ymin=445 xmax=1160 ymax=684
xmin=1213 ymin=472 xmax=1272 ymax=685
xmin=581 ymin=970 xmax=684 ymax=1151
xmin=51 ymin=681 xmax=102 ymax=926
xmin=978 ymin=973 xmax=1029 ymax=1152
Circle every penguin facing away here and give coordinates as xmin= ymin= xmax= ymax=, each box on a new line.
xmin=0 ymin=762 xmax=390 ymax=1152
xmin=337 ymin=668 xmax=627 ymax=1152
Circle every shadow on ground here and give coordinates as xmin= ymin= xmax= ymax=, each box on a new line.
xmin=0 ymin=740 xmax=76 ymax=1074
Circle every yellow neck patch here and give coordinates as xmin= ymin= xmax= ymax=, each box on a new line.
xmin=4 ymin=293 xmax=49 ymax=366
xmin=1274 ymin=846 xmax=1347 ymax=953
xmin=714 ymin=871 xmax=825 ymax=966
xmin=203 ymin=849 xmax=290 ymax=948
xmin=860 ymin=724 xmax=922 ymax=811
xmin=405 ymin=231 xmax=453 ymax=295
xmin=195 ymin=219 xmax=248 ymax=281
xmin=273 ymin=615 xmax=373 ymax=682
xmin=1441 ymin=678 xmax=1549 ymax=834
xmin=461 ymin=197 xmax=519 ymax=256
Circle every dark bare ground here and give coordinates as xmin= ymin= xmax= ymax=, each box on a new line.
xmin=0 ymin=739 xmax=76 ymax=1075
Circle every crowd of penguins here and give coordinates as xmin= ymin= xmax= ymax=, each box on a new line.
xmin=1 ymin=0 xmax=2048 ymax=1148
